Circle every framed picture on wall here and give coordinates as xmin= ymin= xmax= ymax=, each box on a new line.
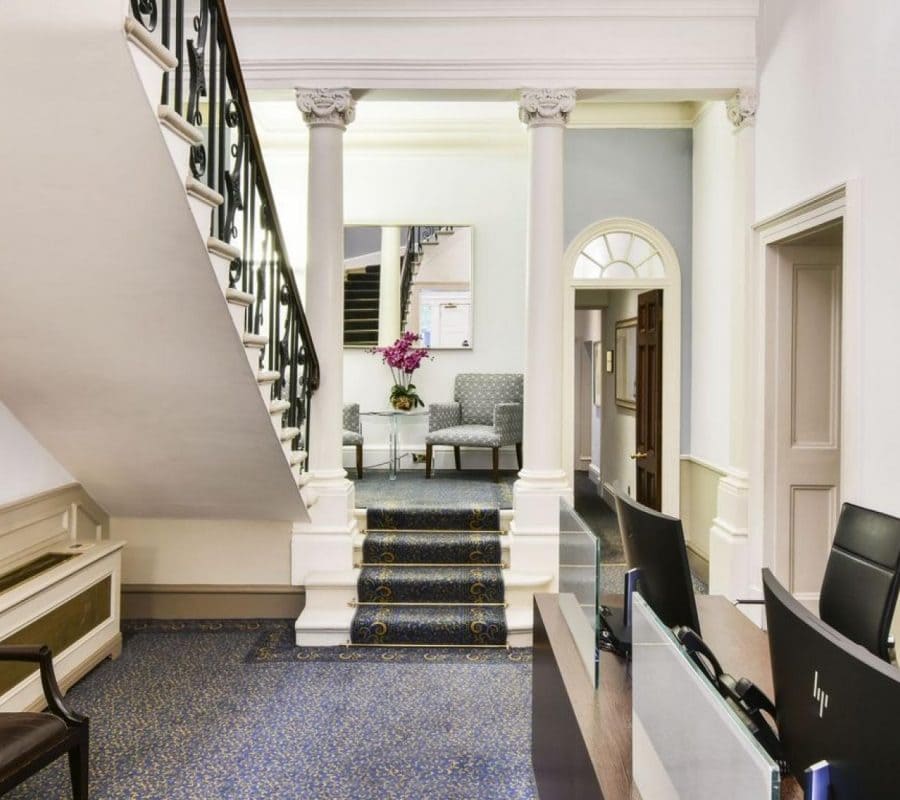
xmin=592 ymin=341 xmax=603 ymax=407
xmin=615 ymin=317 xmax=637 ymax=410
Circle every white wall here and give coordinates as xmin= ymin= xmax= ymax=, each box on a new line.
xmin=264 ymin=121 xmax=528 ymax=456
xmin=756 ymin=0 xmax=900 ymax=516
xmin=690 ymin=102 xmax=735 ymax=470
xmin=600 ymin=291 xmax=640 ymax=496
xmin=113 ymin=518 xmax=293 ymax=585
xmin=0 ymin=401 xmax=73 ymax=507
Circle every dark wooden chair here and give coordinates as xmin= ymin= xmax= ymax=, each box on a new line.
xmin=0 ymin=645 xmax=89 ymax=799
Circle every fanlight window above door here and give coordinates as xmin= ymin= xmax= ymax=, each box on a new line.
xmin=573 ymin=231 xmax=666 ymax=280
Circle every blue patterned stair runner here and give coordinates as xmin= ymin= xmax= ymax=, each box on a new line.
xmin=350 ymin=507 xmax=507 ymax=647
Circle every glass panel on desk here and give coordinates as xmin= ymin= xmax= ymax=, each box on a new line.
xmin=631 ymin=594 xmax=780 ymax=800
xmin=559 ymin=500 xmax=601 ymax=686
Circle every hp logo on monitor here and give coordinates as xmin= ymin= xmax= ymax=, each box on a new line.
xmin=813 ymin=670 xmax=830 ymax=718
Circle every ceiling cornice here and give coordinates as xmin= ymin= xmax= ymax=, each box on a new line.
xmin=241 ymin=57 xmax=756 ymax=92
xmin=227 ymin=0 xmax=759 ymax=20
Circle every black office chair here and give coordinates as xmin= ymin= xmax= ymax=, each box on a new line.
xmin=818 ymin=502 xmax=900 ymax=662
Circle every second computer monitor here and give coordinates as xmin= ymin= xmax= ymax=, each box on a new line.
xmin=614 ymin=491 xmax=701 ymax=634
xmin=763 ymin=568 xmax=900 ymax=798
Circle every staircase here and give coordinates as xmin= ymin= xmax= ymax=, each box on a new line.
xmin=299 ymin=505 xmax=551 ymax=647
xmin=0 ymin=1 xmax=317 ymax=519
xmin=343 ymin=265 xmax=381 ymax=347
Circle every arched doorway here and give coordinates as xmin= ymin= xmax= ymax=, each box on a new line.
xmin=562 ymin=217 xmax=682 ymax=515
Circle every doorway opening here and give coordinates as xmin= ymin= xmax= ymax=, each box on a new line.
xmin=563 ymin=218 xmax=682 ymax=517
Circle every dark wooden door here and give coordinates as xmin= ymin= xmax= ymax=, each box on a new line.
xmin=635 ymin=289 xmax=663 ymax=510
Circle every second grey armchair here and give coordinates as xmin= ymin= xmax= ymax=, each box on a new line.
xmin=425 ymin=373 xmax=523 ymax=482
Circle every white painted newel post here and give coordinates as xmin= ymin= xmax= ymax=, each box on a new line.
xmin=510 ymin=88 xmax=576 ymax=585
xmin=709 ymin=88 xmax=758 ymax=605
xmin=291 ymin=88 xmax=358 ymax=583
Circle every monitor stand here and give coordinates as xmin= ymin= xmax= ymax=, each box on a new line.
xmin=597 ymin=568 xmax=642 ymax=658
xmin=804 ymin=760 xmax=831 ymax=800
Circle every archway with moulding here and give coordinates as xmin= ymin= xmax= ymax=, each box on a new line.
xmin=561 ymin=217 xmax=682 ymax=516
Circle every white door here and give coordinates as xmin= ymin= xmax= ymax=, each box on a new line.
xmin=774 ymin=245 xmax=842 ymax=612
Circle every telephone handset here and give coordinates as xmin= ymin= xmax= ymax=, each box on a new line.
xmin=673 ymin=626 xmax=787 ymax=772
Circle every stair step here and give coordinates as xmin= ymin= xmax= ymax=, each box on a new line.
xmin=363 ymin=530 xmax=502 ymax=565
xmin=345 ymin=318 xmax=379 ymax=331
xmin=124 ymin=17 xmax=178 ymax=71
xmin=226 ymin=288 xmax=254 ymax=307
xmin=289 ymin=450 xmax=308 ymax=466
xmin=242 ymin=331 xmax=267 ymax=349
xmin=269 ymin=399 xmax=290 ymax=416
xmin=366 ymin=507 xmax=501 ymax=532
xmin=207 ymin=236 xmax=240 ymax=261
xmin=278 ymin=427 xmax=301 ymax=443
xmin=186 ymin=176 xmax=224 ymax=208
xmin=357 ymin=565 xmax=504 ymax=604
xmin=257 ymin=370 xmax=280 ymax=385
xmin=350 ymin=605 xmax=506 ymax=646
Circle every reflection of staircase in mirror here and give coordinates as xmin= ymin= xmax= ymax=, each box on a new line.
xmin=343 ymin=264 xmax=381 ymax=346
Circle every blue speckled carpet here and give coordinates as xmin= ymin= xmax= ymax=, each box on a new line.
xmin=7 ymin=621 xmax=536 ymax=800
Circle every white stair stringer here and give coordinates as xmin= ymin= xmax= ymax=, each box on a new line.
xmin=0 ymin=6 xmax=309 ymax=521
xmin=295 ymin=568 xmax=552 ymax=647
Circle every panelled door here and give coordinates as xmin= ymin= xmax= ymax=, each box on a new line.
xmin=774 ymin=245 xmax=842 ymax=612
xmin=635 ymin=289 xmax=663 ymax=510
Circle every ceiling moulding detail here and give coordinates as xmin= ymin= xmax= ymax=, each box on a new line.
xmin=226 ymin=0 xmax=759 ymax=20
xmin=240 ymin=58 xmax=757 ymax=92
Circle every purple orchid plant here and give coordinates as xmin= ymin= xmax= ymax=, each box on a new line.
xmin=371 ymin=331 xmax=432 ymax=410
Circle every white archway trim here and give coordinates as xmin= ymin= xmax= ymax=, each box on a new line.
xmin=562 ymin=217 xmax=682 ymax=516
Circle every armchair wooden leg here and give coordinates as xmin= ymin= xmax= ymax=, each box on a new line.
xmin=69 ymin=733 xmax=89 ymax=800
xmin=453 ymin=446 xmax=461 ymax=471
xmin=355 ymin=444 xmax=363 ymax=480
xmin=515 ymin=442 xmax=523 ymax=469
xmin=492 ymin=447 xmax=499 ymax=483
xmin=425 ymin=444 xmax=433 ymax=478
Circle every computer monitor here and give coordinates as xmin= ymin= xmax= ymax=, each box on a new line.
xmin=597 ymin=492 xmax=700 ymax=655
xmin=763 ymin=568 xmax=900 ymax=799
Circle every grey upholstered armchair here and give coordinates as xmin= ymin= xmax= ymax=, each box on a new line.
xmin=342 ymin=403 xmax=363 ymax=479
xmin=425 ymin=373 xmax=523 ymax=482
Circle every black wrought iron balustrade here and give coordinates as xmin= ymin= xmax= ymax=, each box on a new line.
xmin=129 ymin=0 xmax=319 ymax=457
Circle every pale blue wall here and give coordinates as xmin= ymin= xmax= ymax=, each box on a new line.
xmin=564 ymin=128 xmax=693 ymax=451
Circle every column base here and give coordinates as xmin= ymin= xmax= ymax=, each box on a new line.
xmin=509 ymin=470 xmax=570 ymax=588
xmin=708 ymin=471 xmax=753 ymax=613
xmin=291 ymin=471 xmax=358 ymax=584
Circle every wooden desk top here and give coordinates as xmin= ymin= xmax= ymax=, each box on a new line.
xmin=533 ymin=593 xmax=802 ymax=800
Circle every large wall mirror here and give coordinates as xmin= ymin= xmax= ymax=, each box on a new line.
xmin=343 ymin=225 xmax=473 ymax=349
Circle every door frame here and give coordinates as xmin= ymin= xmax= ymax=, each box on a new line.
xmin=748 ymin=181 xmax=862 ymax=602
xmin=562 ymin=217 xmax=682 ymax=516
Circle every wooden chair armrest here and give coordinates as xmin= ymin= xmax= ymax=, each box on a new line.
xmin=0 ymin=645 xmax=85 ymax=726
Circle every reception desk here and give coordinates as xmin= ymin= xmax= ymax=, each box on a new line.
xmin=531 ymin=593 xmax=802 ymax=800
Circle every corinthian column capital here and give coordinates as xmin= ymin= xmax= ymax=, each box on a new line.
xmin=726 ymin=88 xmax=759 ymax=130
xmin=518 ymin=88 xmax=577 ymax=127
xmin=295 ymin=88 xmax=356 ymax=129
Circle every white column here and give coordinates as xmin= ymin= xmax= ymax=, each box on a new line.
xmin=510 ymin=89 xmax=576 ymax=584
xmin=709 ymin=89 xmax=758 ymax=606
xmin=291 ymin=88 xmax=357 ymax=590
xmin=378 ymin=226 xmax=402 ymax=345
